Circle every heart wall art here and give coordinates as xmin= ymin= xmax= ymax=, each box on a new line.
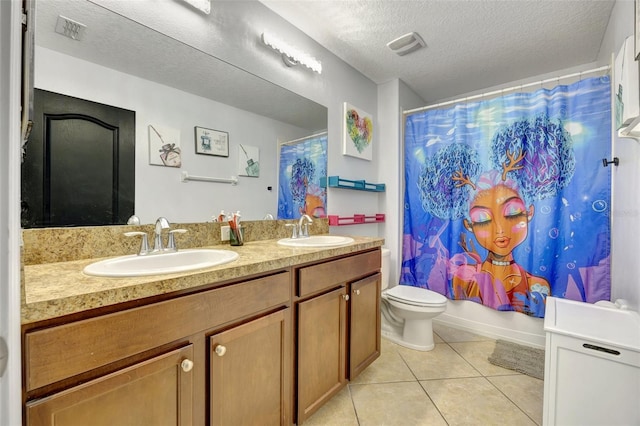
xmin=342 ymin=102 xmax=373 ymax=161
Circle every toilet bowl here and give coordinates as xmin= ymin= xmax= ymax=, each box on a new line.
xmin=380 ymin=248 xmax=447 ymax=351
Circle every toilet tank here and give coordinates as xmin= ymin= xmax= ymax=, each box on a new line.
xmin=381 ymin=248 xmax=390 ymax=290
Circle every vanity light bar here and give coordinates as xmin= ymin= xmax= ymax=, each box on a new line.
xmin=261 ymin=32 xmax=322 ymax=74
xmin=181 ymin=0 xmax=211 ymax=14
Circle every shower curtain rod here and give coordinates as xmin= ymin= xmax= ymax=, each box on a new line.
xmin=404 ymin=65 xmax=611 ymax=115
xmin=280 ymin=131 xmax=328 ymax=146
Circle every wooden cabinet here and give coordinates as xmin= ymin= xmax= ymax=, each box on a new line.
xmin=209 ymin=309 xmax=291 ymax=426
xmin=295 ymin=249 xmax=381 ymax=424
xmin=22 ymin=246 xmax=382 ymax=426
xmin=349 ymin=273 xmax=381 ymax=379
xmin=297 ymin=286 xmax=348 ymax=423
xmin=26 ymin=345 xmax=194 ymax=426
xmin=23 ymin=271 xmax=291 ymax=426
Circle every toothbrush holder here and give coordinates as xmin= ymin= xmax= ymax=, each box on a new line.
xmin=229 ymin=226 xmax=244 ymax=246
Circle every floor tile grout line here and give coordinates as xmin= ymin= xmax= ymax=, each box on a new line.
xmin=421 ymin=333 xmax=537 ymax=424
xmin=415 ymin=379 xmax=452 ymax=426
xmin=346 ymin=335 xmax=542 ymax=425
xmin=345 ymin=383 xmax=362 ymax=426
xmin=394 ymin=343 xmax=423 ymax=383
xmin=443 ymin=337 xmax=526 ymax=378
xmin=440 ymin=340 xmax=486 ymax=377
xmin=485 ymin=376 xmax=542 ymax=426
xmin=392 ymin=337 xmax=455 ymax=425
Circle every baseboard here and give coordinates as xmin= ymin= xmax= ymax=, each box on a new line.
xmin=434 ymin=309 xmax=546 ymax=349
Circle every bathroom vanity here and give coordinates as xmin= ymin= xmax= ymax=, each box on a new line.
xmin=20 ymin=227 xmax=382 ymax=426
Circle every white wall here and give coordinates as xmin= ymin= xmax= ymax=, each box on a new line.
xmin=377 ymin=79 xmax=425 ymax=283
xmin=36 ymin=46 xmax=314 ymax=223
xmin=1 ymin=1 xmax=24 ymax=424
xmin=600 ymin=0 xmax=640 ymax=311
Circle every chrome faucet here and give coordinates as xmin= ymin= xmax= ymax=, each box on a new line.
xmin=153 ymin=217 xmax=170 ymax=252
xmin=298 ymin=214 xmax=313 ymax=238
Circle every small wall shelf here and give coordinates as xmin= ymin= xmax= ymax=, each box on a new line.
xmin=328 ymin=214 xmax=385 ymax=226
xmin=321 ymin=176 xmax=385 ymax=192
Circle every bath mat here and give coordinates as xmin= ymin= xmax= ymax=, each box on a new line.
xmin=488 ymin=340 xmax=545 ymax=380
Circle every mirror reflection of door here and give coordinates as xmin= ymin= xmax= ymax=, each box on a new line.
xmin=21 ymin=89 xmax=135 ymax=228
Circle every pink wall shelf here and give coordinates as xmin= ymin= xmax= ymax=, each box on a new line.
xmin=328 ymin=214 xmax=385 ymax=226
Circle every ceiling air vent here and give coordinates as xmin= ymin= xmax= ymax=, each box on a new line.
xmin=386 ymin=32 xmax=426 ymax=56
xmin=55 ymin=15 xmax=87 ymax=41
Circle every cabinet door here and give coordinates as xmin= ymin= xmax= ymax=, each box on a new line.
xmin=297 ymin=286 xmax=348 ymax=424
xmin=209 ymin=309 xmax=291 ymax=426
xmin=26 ymin=345 xmax=194 ymax=426
xmin=349 ymin=273 xmax=381 ymax=379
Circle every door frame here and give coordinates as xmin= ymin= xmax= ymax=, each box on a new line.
xmin=0 ymin=0 xmax=25 ymax=424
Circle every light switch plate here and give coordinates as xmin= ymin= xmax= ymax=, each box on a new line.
xmin=220 ymin=225 xmax=230 ymax=241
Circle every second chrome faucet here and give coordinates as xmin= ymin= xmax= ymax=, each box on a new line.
xmin=286 ymin=214 xmax=313 ymax=239
xmin=126 ymin=217 xmax=187 ymax=255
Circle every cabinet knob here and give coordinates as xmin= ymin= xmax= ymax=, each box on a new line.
xmin=353 ymin=289 xmax=361 ymax=295
xmin=180 ymin=359 xmax=194 ymax=372
xmin=342 ymin=294 xmax=350 ymax=301
xmin=214 ymin=344 xmax=227 ymax=357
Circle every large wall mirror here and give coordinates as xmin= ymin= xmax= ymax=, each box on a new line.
xmin=23 ymin=0 xmax=328 ymax=227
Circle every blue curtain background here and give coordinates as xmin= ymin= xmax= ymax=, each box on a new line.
xmin=278 ymin=134 xmax=328 ymax=220
xmin=401 ymin=76 xmax=611 ymax=318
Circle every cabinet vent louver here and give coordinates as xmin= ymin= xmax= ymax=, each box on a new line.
xmin=55 ymin=15 xmax=86 ymax=41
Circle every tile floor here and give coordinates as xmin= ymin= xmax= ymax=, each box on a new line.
xmin=304 ymin=323 xmax=544 ymax=426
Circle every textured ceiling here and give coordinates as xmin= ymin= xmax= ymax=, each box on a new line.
xmin=260 ymin=0 xmax=616 ymax=103
xmin=34 ymin=0 xmax=328 ymax=132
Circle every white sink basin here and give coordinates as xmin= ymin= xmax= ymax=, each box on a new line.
xmin=277 ymin=235 xmax=354 ymax=248
xmin=83 ymin=249 xmax=239 ymax=277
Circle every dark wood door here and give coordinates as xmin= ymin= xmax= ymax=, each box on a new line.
xmin=209 ymin=309 xmax=292 ymax=425
xmin=26 ymin=345 xmax=194 ymax=426
xmin=22 ymin=89 xmax=135 ymax=227
xmin=297 ymin=286 xmax=348 ymax=424
xmin=349 ymin=273 xmax=381 ymax=379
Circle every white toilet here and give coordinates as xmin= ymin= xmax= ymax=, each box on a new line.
xmin=380 ymin=248 xmax=447 ymax=351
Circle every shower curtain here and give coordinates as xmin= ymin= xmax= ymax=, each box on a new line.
xmin=278 ymin=133 xmax=328 ymax=220
xmin=401 ymin=76 xmax=611 ymax=318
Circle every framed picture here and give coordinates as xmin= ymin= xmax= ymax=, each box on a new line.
xmin=238 ymin=144 xmax=260 ymax=177
xmin=195 ymin=126 xmax=229 ymax=157
xmin=636 ymin=0 xmax=640 ymax=60
xmin=342 ymin=102 xmax=373 ymax=161
xmin=149 ymin=124 xmax=181 ymax=167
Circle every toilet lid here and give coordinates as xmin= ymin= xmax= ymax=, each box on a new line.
xmin=386 ymin=285 xmax=448 ymax=306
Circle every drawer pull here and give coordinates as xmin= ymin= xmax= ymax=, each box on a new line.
xmin=353 ymin=289 xmax=360 ymax=296
xmin=582 ymin=343 xmax=621 ymax=356
xmin=342 ymin=294 xmax=350 ymax=301
xmin=180 ymin=359 xmax=194 ymax=372
xmin=215 ymin=344 xmax=227 ymax=357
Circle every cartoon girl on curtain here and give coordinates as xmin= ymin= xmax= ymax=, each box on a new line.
xmin=290 ymin=158 xmax=326 ymax=218
xmin=451 ymin=155 xmax=551 ymax=315
xmin=418 ymin=114 xmax=575 ymax=317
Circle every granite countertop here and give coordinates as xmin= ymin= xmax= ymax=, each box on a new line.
xmin=22 ymin=236 xmax=384 ymax=324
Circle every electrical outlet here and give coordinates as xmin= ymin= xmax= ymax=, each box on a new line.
xmin=221 ymin=225 xmax=230 ymax=241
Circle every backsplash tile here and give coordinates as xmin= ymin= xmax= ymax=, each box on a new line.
xmin=22 ymin=219 xmax=329 ymax=265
